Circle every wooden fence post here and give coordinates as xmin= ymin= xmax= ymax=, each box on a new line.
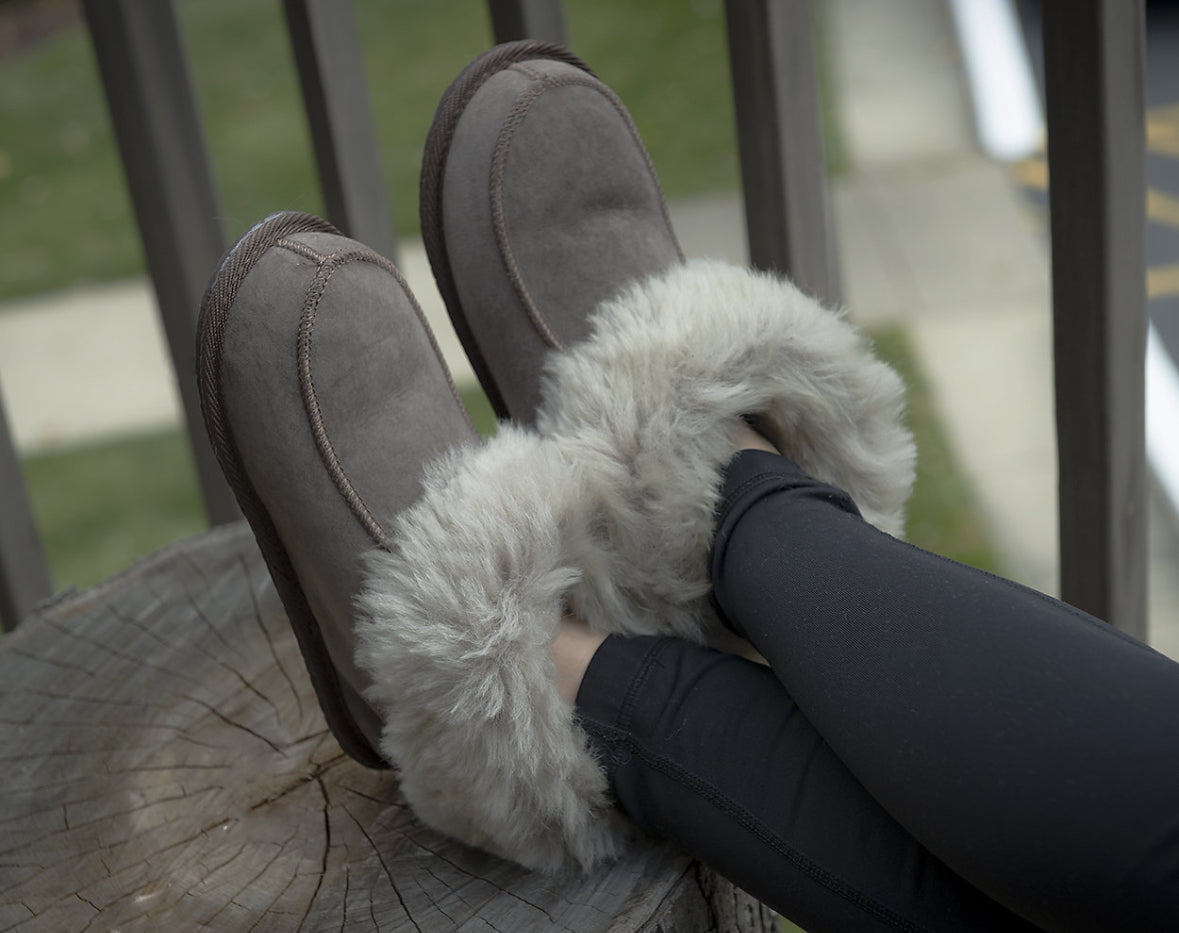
xmin=487 ymin=0 xmax=568 ymax=45
xmin=0 ymin=399 xmax=52 ymax=631
xmin=1043 ymin=0 xmax=1148 ymax=636
xmin=283 ymin=0 xmax=399 ymax=262
xmin=83 ymin=0 xmax=239 ymax=526
xmin=724 ymin=0 xmax=840 ymax=305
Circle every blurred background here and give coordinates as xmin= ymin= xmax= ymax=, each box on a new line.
xmin=0 ymin=0 xmax=1175 ymax=651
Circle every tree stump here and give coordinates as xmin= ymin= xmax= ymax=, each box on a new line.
xmin=0 ymin=523 xmax=775 ymax=931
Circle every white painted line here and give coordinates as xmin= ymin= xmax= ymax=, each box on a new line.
xmin=948 ymin=0 xmax=1043 ymax=161
xmin=1148 ymin=323 xmax=1179 ymax=518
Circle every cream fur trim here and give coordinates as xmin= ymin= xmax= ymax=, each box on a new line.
xmin=539 ymin=259 xmax=917 ymax=644
xmin=354 ymin=426 xmax=628 ymax=873
xmin=354 ymin=260 xmax=914 ymax=871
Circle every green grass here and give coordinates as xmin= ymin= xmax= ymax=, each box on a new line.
xmin=0 ymin=0 xmax=744 ymax=305
xmin=22 ymin=428 xmax=205 ymax=592
xmin=4 ymin=0 xmax=995 ymax=601
xmin=872 ymin=326 xmax=999 ymax=574
xmin=20 ymin=386 xmax=498 ymax=592
xmin=20 ymin=338 xmax=995 ymax=595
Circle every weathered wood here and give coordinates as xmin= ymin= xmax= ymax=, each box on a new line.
xmin=724 ymin=0 xmax=840 ymax=305
xmin=282 ymin=0 xmax=399 ymax=262
xmin=0 ymin=525 xmax=772 ymax=931
xmin=82 ymin=0 xmax=239 ymax=527
xmin=487 ymin=0 xmax=568 ymax=45
xmin=1042 ymin=0 xmax=1148 ymax=635
xmin=0 ymin=398 xmax=52 ymax=632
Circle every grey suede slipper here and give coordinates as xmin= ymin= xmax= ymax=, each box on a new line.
xmin=197 ymin=211 xmax=477 ymax=768
xmin=421 ymin=47 xmax=916 ymax=650
xmin=420 ymin=39 xmax=683 ymax=424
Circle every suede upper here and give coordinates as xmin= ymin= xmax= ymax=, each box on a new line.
xmin=204 ymin=220 xmax=476 ymax=762
xmin=429 ymin=51 xmax=683 ymax=424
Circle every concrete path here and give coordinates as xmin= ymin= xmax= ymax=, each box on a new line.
xmin=827 ymin=0 xmax=1179 ymax=653
xmin=2 ymin=0 xmax=1175 ymax=652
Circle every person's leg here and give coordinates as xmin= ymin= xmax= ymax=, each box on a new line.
xmin=709 ymin=447 xmax=1179 ymax=933
xmin=563 ymin=626 xmax=1043 ymax=932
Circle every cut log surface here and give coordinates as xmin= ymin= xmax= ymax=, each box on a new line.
xmin=0 ymin=524 xmax=774 ymax=932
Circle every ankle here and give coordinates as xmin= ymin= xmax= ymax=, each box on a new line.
xmin=552 ymin=616 xmax=609 ymax=706
xmin=734 ymin=418 xmax=780 ymax=455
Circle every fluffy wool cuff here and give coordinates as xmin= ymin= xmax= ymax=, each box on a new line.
xmin=540 ymin=258 xmax=917 ymax=643
xmin=354 ymin=259 xmax=915 ymax=873
xmin=353 ymin=427 xmax=630 ymax=873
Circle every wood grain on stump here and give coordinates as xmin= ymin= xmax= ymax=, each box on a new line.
xmin=0 ymin=524 xmax=774 ymax=932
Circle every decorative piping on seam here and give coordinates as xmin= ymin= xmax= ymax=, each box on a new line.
xmin=489 ymin=71 xmax=685 ymax=353
xmin=296 ymin=259 xmax=389 ymax=549
xmin=292 ymin=248 xmax=476 ymax=551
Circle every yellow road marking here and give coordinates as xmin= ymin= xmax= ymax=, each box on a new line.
xmin=1148 ymin=105 xmax=1179 ymax=158
xmin=1011 ymin=104 xmax=1179 ymax=188
xmin=1012 ymin=156 xmax=1047 ymax=189
xmin=1009 ymin=113 xmax=1179 ymax=297
xmin=1148 ymin=187 xmax=1179 ymax=229
xmin=1009 ymin=168 xmax=1179 ymax=231
xmin=1148 ymin=264 xmax=1179 ymax=300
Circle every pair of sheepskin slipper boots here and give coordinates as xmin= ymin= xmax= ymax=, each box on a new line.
xmin=197 ymin=41 xmax=915 ymax=873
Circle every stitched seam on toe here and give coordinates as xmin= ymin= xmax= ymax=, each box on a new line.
xmin=296 ymin=260 xmax=387 ymax=547
xmin=489 ymin=71 xmax=684 ymax=354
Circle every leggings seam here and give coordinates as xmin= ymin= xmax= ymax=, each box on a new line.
xmin=615 ymin=638 xmax=672 ymax=734
xmin=715 ymin=472 xmax=794 ymax=524
xmin=584 ymin=719 xmax=936 ymax=933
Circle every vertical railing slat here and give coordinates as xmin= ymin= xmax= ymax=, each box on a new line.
xmin=1043 ymin=0 xmax=1148 ymax=635
xmin=487 ymin=0 xmax=568 ymax=45
xmin=282 ymin=0 xmax=398 ymax=262
xmin=724 ymin=0 xmax=839 ymax=305
xmin=0 ymin=400 xmax=52 ymax=632
xmin=82 ymin=0 xmax=239 ymax=526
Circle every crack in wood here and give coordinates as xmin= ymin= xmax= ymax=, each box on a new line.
xmin=238 ymin=553 xmax=306 ymax=722
xmin=140 ymin=572 xmax=286 ymax=723
xmin=72 ymin=893 xmax=101 ymax=928
xmin=2 ymin=527 xmax=771 ymax=930
xmin=417 ymin=863 xmax=462 ymax=925
xmin=200 ymin=828 xmax=298 ymax=929
xmin=40 ymin=615 xmax=206 ymax=694
xmin=290 ymin=726 xmax=334 ymax=750
xmin=0 ymin=736 xmax=222 ymax=769
xmin=3 ymin=644 xmax=98 ymax=677
xmin=242 ymin=837 xmax=305 ymax=932
xmin=343 ymin=804 xmax=425 ymax=933
xmin=176 ymin=546 xmax=216 ymax=590
xmin=402 ymin=832 xmax=566 ymax=927
xmin=246 ymin=751 xmax=346 ymax=812
xmin=102 ymin=599 xmax=226 ymax=691
xmin=338 ymin=782 xmax=406 ymax=810
xmin=367 ymin=887 xmax=379 ymax=929
xmin=58 ymin=786 xmax=218 ymax=838
xmin=0 ymin=715 xmax=219 ymax=735
xmin=184 ymin=695 xmax=288 ymax=757
xmin=296 ymin=774 xmax=332 ymax=931
xmin=194 ymin=839 xmax=248 ymax=884
xmin=18 ymin=685 xmax=171 ymax=709
xmin=337 ymin=862 xmax=350 ymax=933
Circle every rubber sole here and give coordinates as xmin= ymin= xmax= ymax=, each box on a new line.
xmin=196 ymin=211 xmax=389 ymax=770
xmin=419 ymin=39 xmax=596 ymax=421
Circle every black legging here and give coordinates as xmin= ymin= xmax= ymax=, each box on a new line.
xmin=575 ymin=450 xmax=1179 ymax=933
